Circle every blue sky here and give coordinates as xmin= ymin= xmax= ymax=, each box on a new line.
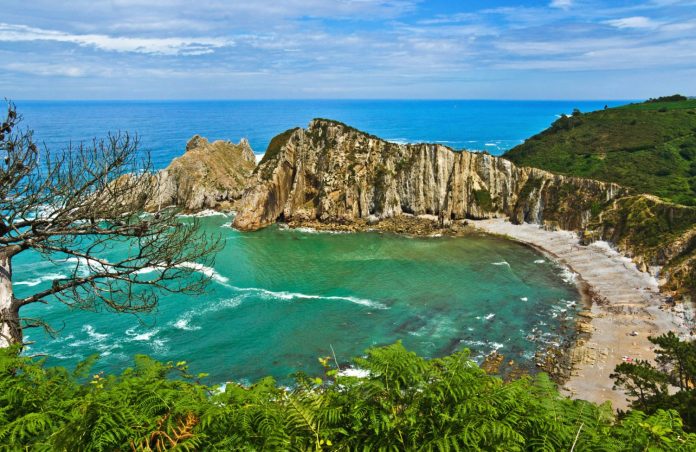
xmin=1 ymin=0 xmax=695 ymax=99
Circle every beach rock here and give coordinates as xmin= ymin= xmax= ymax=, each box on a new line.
xmin=148 ymin=135 xmax=256 ymax=212
xmin=233 ymin=119 xmax=624 ymax=231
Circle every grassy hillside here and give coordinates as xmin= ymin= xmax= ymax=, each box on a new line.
xmin=504 ymin=97 xmax=696 ymax=206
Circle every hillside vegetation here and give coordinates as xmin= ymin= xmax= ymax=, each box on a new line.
xmin=504 ymin=96 xmax=696 ymax=206
xmin=2 ymin=341 xmax=696 ymax=451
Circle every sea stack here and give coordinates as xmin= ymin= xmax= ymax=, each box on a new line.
xmin=150 ymin=135 xmax=256 ymax=212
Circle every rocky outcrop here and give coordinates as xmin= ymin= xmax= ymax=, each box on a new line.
xmin=149 ymin=135 xmax=256 ymax=212
xmin=582 ymin=195 xmax=696 ymax=298
xmin=233 ymin=119 xmax=624 ymax=232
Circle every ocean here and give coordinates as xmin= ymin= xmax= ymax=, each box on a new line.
xmin=12 ymin=100 xmax=621 ymax=383
xmin=15 ymin=99 xmax=625 ymax=165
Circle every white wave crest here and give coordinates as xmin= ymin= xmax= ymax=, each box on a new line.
xmin=339 ymin=367 xmax=370 ymax=378
xmin=172 ymin=297 xmax=243 ymax=331
xmin=83 ymin=325 xmax=109 ymax=341
xmin=125 ymin=327 xmax=159 ymax=341
xmin=15 ymin=272 xmax=65 ymax=287
xmin=232 ymin=286 xmax=387 ymax=309
xmin=178 ymin=262 xmax=230 ymax=284
xmin=177 ymin=210 xmax=231 ymax=218
xmin=282 ymin=226 xmax=350 ymax=235
xmin=64 ymin=256 xmax=114 ymax=276
xmin=461 ymin=339 xmax=504 ymax=351
xmin=152 ymin=339 xmax=168 ymax=354
xmin=492 ymin=261 xmax=511 ymax=267
xmin=559 ymin=267 xmax=577 ymax=284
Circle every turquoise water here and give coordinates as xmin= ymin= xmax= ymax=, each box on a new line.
xmin=9 ymin=100 xmax=593 ymax=382
xmin=15 ymin=214 xmax=580 ymax=383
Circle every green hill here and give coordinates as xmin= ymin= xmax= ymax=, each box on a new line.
xmin=504 ymin=96 xmax=696 ymax=206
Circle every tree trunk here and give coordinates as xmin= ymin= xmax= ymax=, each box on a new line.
xmin=0 ymin=251 xmax=22 ymax=348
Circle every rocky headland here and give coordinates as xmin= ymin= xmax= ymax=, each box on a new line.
xmin=146 ymin=135 xmax=256 ymax=212
xmin=233 ymin=119 xmax=624 ymax=231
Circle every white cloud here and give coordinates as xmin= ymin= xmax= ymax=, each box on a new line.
xmin=0 ymin=23 xmax=230 ymax=55
xmin=5 ymin=62 xmax=87 ymax=77
xmin=605 ymin=16 xmax=660 ymax=29
xmin=550 ymin=0 xmax=573 ymax=10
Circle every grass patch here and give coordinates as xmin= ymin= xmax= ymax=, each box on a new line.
xmin=505 ymin=98 xmax=696 ymax=205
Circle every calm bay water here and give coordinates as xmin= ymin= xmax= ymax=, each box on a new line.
xmin=12 ymin=100 xmax=608 ymax=382
xmin=16 ymin=215 xmax=579 ymax=383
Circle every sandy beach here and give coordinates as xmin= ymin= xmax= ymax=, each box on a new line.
xmin=471 ymin=218 xmax=695 ymax=410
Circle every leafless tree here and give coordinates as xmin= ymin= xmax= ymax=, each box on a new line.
xmin=0 ymin=102 xmax=221 ymax=348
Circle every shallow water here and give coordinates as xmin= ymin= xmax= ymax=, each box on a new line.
xmin=16 ymin=214 xmax=580 ymax=384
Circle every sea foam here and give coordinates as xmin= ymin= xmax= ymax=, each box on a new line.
xmin=177 ymin=210 xmax=231 ymax=219
xmin=172 ymin=297 xmax=243 ymax=331
xmin=232 ymin=286 xmax=387 ymax=310
xmin=15 ymin=272 xmax=65 ymax=287
xmin=178 ymin=262 xmax=230 ymax=284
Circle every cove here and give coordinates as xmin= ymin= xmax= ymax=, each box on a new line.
xmin=16 ymin=214 xmax=580 ymax=384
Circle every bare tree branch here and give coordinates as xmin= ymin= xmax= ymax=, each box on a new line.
xmin=0 ymin=100 xmax=223 ymax=347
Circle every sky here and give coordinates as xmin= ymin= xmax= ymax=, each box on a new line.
xmin=1 ymin=0 xmax=695 ymax=100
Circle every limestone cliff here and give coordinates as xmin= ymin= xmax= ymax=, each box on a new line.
xmin=150 ymin=135 xmax=256 ymax=212
xmin=233 ymin=119 xmax=624 ymax=232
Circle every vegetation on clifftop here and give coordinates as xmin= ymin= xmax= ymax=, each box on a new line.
xmin=504 ymin=96 xmax=696 ymax=206
xmin=2 ymin=341 xmax=696 ymax=451
xmin=259 ymin=127 xmax=299 ymax=166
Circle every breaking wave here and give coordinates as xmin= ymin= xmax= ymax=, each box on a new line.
xmin=15 ymin=272 xmax=65 ymax=287
xmin=231 ymin=286 xmax=387 ymax=310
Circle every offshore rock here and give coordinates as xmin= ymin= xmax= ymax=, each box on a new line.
xmin=150 ymin=135 xmax=256 ymax=212
xmin=233 ymin=119 xmax=625 ymax=232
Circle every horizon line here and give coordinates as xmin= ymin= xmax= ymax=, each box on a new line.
xmin=10 ymin=97 xmax=642 ymax=103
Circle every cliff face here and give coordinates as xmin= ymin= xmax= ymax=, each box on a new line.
xmin=583 ymin=195 xmax=696 ymax=297
xmin=150 ymin=135 xmax=256 ymax=212
xmin=233 ymin=119 xmax=624 ymax=232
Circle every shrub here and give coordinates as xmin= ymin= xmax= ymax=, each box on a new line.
xmin=2 ymin=343 xmax=696 ymax=450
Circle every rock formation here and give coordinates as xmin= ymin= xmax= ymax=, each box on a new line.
xmin=149 ymin=135 xmax=256 ymax=212
xmin=583 ymin=194 xmax=696 ymax=297
xmin=233 ymin=119 xmax=625 ymax=232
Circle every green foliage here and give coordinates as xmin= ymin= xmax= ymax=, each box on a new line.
xmin=610 ymin=361 xmax=669 ymax=410
xmin=611 ymin=333 xmax=696 ymax=433
xmin=2 ymin=343 xmax=696 ymax=450
xmin=646 ymin=94 xmax=689 ymax=103
xmin=589 ymin=195 xmax=696 ymax=253
xmin=473 ymin=189 xmax=494 ymax=211
xmin=505 ymin=98 xmax=696 ymax=205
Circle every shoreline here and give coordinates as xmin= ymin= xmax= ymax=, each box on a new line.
xmin=470 ymin=218 xmax=695 ymax=410
xmin=278 ymin=215 xmax=694 ymax=409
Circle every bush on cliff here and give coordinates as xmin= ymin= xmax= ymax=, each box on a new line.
xmin=505 ymin=98 xmax=696 ymax=205
xmin=2 ymin=342 xmax=695 ymax=450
